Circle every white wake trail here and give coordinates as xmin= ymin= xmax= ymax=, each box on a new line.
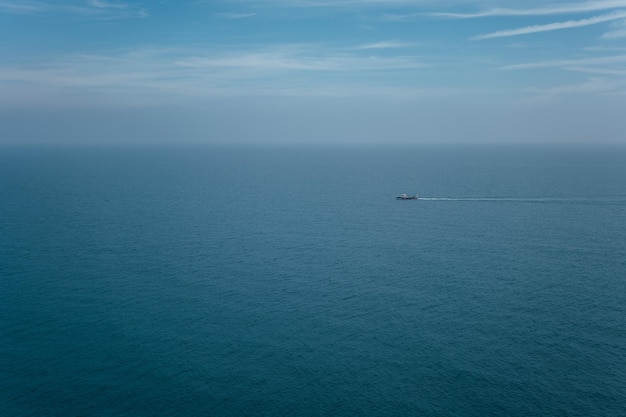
xmin=418 ymin=197 xmax=626 ymax=203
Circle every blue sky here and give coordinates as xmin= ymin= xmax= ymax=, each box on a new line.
xmin=2 ymin=0 xmax=626 ymax=144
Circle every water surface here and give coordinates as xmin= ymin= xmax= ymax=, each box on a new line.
xmin=2 ymin=145 xmax=625 ymax=416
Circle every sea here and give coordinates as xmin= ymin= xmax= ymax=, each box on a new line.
xmin=1 ymin=144 xmax=625 ymax=417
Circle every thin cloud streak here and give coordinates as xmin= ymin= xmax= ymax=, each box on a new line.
xmin=215 ymin=12 xmax=257 ymax=19
xmin=88 ymin=0 xmax=128 ymax=9
xmin=0 ymin=0 xmax=47 ymax=13
xmin=379 ymin=13 xmax=421 ymax=22
xmin=601 ymin=19 xmax=626 ymax=37
xmin=526 ymin=77 xmax=626 ymax=96
xmin=0 ymin=47 xmax=434 ymax=104
xmin=472 ymin=11 xmax=626 ymax=40
xmin=501 ymin=54 xmax=626 ymax=71
xmin=0 ymin=0 xmax=147 ymax=18
xmin=245 ymin=0 xmax=433 ymax=7
xmin=602 ymin=28 xmax=626 ymax=37
xmin=500 ymin=53 xmax=626 ymax=100
xmin=567 ymin=66 xmax=626 ymax=75
xmin=429 ymin=1 xmax=626 ymax=18
xmin=353 ymin=41 xmax=414 ymax=50
xmin=175 ymin=50 xmax=426 ymax=72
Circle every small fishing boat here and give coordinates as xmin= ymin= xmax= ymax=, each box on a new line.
xmin=396 ymin=193 xmax=418 ymax=200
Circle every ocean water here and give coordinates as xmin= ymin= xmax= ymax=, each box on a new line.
xmin=1 ymin=145 xmax=625 ymax=416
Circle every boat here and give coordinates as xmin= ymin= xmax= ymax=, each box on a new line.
xmin=396 ymin=193 xmax=418 ymax=200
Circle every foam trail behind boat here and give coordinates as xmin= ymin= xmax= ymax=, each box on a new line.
xmin=418 ymin=197 xmax=626 ymax=203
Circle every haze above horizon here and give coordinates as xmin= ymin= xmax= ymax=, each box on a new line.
xmin=2 ymin=0 xmax=626 ymax=144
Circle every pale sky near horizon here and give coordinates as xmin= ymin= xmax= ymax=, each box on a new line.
xmin=1 ymin=0 xmax=626 ymax=144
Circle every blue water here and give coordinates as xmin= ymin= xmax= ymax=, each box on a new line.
xmin=2 ymin=145 xmax=625 ymax=416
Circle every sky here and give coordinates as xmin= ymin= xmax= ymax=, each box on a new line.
xmin=1 ymin=0 xmax=626 ymax=144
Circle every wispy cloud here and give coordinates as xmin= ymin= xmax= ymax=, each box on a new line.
xmin=197 ymin=0 xmax=436 ymax=9
xmin=244 ymin=0 xmax=430 ymax=7
xmin=472 ymin=11 xmax=626 ymax=40
xmin=379 ymin=13 xmax=420 ymax=22
xmin=0 ymin=0 xmax=147 ymax=18
xmin=88 ymin=0 xmax=128 ymax=9
xmin=215 ymin=12 xmax=257 ymax=19
xmin=526 ymin=77 xmax=626 ymax=97
xmin=501 ymin=55 xmax=626 ymax=70
xmin=175 ymin=46 xmax=426 ymax=72
xmin=353 ymin=41 xmax=414 ymax=50
xmin=0 ymin=46 xmax=433 ymax=104
xmin=567 ymin=66 xmax=626 ymax=75
xmin=601 ymin=18 xmax=626 ymax=38
xmin=429 ymin=1 xmax=626 ymax=18
xmin=0 ymin=0 xmax=48 ymax=14
xmin=501 ymin=53 xmax=626 ymax=99
xmin=584 ymin=45 xmax=626 ymax=51
xmin=82 ymin=0 xmax=148 ymax=19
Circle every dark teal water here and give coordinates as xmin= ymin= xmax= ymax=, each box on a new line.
xmin=2 ymin=145 xmax=625 ymax=416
